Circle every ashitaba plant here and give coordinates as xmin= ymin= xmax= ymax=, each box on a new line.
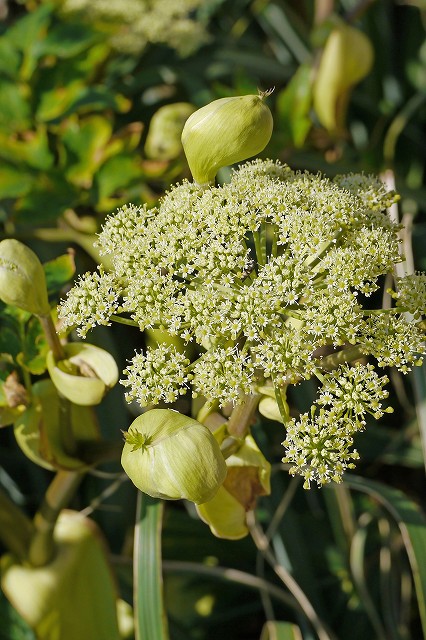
xmin=58 ymin=94 xmax=426 ymax=498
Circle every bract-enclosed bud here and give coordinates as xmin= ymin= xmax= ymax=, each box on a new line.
xmin=0 ymin=239 xmax=50 ymax=316
xmin=46 ymin=343 xmax=118 ymax=406
xmin=181 ymin=92 xmax=273 ymax=186
xmin=1 ymin=511 xmax=121 ymax=640
xmin=121 ymin=409 xmax=227 ymax=503
xmin=196 ymin=434 xmax=271 ymax=539
xmin=14 ymin=379 xmax=100 ymax=471
xmin=313 ymin=20 xmax=374 ymax=133
xmin=145 ymin=102 xmax=196 ymax=160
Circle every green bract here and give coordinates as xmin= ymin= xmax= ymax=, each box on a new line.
xmin=0 ymin=239 xmax=50 ymax=316
xmin=46 ymin=343 xmax=119 ymax=406
xmin=197 ymin=434 xmax=271 ymax=539
xmin=181 ymin=93 xmax=273 ymax=185
xmin=13 ymin=380 xmax=100 ymax=471
xmin=121 ymin=409 xmax=227 ymax=503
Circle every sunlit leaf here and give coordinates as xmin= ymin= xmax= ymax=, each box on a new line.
xmin=96 ymin=155 xmax=144 ymax=203
xmin=43 ymin=253 xmax=76 ymax=296
xmin=0 ymin=83 xmax=31 ymax=133
xmin=0 ymin=127 xmax=53 ymax=170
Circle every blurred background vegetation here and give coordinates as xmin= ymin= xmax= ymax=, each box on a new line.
xmin=0 ymin=0 xmax=425 ymax=639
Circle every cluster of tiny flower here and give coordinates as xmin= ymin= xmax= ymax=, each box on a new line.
xmin=282 ymin=363 xmax=391 ymax=487
xmin=61 ymin=0 xmax=209 ymax=56
xmin=121 ymin=344 xmax=191 ymax=406
xmin=58 ymin=159 xmax=426 ymax=485
xmin=282 ymin=408 xmax=360 ymax=489
xmin=317 ymin=363 xmax=392 ymax=423
xmin=390 ymin=273 xmax=426 ymax=320
xmin=58 ymin=267 xmax=121 ymax=337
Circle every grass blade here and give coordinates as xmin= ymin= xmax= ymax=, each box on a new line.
xmin=134 ymin=493 xmax=169 ymax=640
xmin=345 ymin=475 xmax=426 ymax=637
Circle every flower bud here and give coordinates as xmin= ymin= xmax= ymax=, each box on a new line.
xmin=46 ymin=342 xmax=118 ymax=406
xmin=121 ymin=409 xmax=227 ymax=503
xmin=0 ymin=239 xmax=50 ymax=316
xmin=181 ymin=92 xmax=273 ymax=185
xmin=145 ymin=102 xmax=196 ymax=160
xmin=1 ymin=511 xmax=121 ymax=638
xmin=313 ymin=21 xmax=373 ymax=133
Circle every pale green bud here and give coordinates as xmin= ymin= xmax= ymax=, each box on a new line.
xmin=181 ymin=92 xmax=273 ymax=185
xmin=0 ymin=239 xmax=50 ymax=316
xmin=46 ymin=343 xmax=119 ymax=406
xmin=313 ymin=20 xmax=374 ymax=133
xmin=1 ymin=511 xmax=121 ymax=637
xmin=145 ymin=102 xmax=196 ymax=160
xmin=121 ymin=409 xmax=227 ymax=503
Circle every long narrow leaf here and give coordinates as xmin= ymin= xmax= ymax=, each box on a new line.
xmin=345 ymin=475 xmax=426 ymax=637
xmin=134 ymin=493 xmax=169 ymax=640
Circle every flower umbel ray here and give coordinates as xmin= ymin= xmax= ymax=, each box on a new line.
xmin=58 ymin=159 xmax=426 ymax=487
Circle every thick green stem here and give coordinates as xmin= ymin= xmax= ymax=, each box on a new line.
xmin=38 ymin=313 xmax=65 ymax=361
xmin=226 ymin=394 xmax=261 ymax=439
xmin=319 ymin=345 xmax=365 ymax=370
xmin=28 ymin=471 xmax=83 ymax=567
xmin=38 ymin=313 xmax=76 ymax=455
xmin=0 ymin=489 xmax=34 ymax=561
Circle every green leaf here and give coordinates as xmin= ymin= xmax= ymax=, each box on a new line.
xmin=43 ymin=253 xmax=76 ymax=296
xmin=61 ymin=115 xmax=112 ymax=187
xmin=0 ymin=164 xmax=33 ymax=199
xmin=6 ymin=4 xmax=52 ymax=53
xmin=35 ymin=80 xmax=87 ymax=122
xmin=96 ymin=154 xmax=144 ymax=204
xmin=6 ymin=4 xmax=53 ymax=80
xmin=16 ymin=316 xmax=48 ymax=376
xmin=0 ymin=589 xmax=35 ymax=640
xmin=260 ymin=621 xmax=303 ymax=640
xmin=15 ymin=171 xmax=78 ymax=224
xmin=0 ymin=82 xmax=31 ymax=133
xmin=345 ymin=475 xmax=426 ymax=638
xmin=0 ymin=329 xmax=21 ymax=366
xmin=36 ymin=83 xmax=130 ymax=123
xmin=0 ymin=38 xmax=21 ymax=79
xmin=134 ymin=493 xmax=169 ymax=640
xmin=38 ymin=22 xmax=101 ymax=58
xmin=0 ymin=127 xmax=53 ymax=170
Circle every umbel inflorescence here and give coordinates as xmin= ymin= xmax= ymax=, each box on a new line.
xmin=59 ymin=159 xmax=426 ymax=487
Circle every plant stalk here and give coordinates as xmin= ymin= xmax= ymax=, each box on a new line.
xmin=226 ymin=394 xmax=261 ymax=439
xmin=28 ymin=470 xmax=83 ymax=567
xmin=0 ymin=488 xmax=34 ymax=562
